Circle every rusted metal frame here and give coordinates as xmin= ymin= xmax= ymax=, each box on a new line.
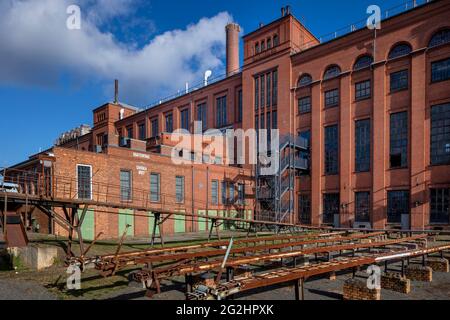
xmin=150 ymin=212 xmax=164 ymax=247
xmin=77 ymin=231 xmax=104 ymax=270
xmin=111 ymin=224 xmax=131 ymax=276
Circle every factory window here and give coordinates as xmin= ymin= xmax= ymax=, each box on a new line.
xmin=325 ymin=89 xmax=339 ymax=108
xmin=323 ymin=65 xmax=341 ymax=80
xmin=266 ymin=73 xmax=271 ymax=107
xmin=390 ymin=112 xmax=408 ymax=168
xmin=120 ymin=170 xmax=132 ymax=201
xmin=261 ymin=40 xmax=266 ymax=51
xmin=221 ymin=181 xmax=227 ymax=205
xmin=165 ymin=113 xmax=173 ymax=133
xmin=273 ymin=34 xmax=279 ymax=46
xmin=237 ymin=90 xmax=242 ymax=122
xmin=255 ymin=77 xmax=259 ymax=110
xmin=325 ymin=125 xmax=339 ymax=175
xmin=255 ymin=42 xmax=260 ymax=54
xmin=151 ymin=118 xmax=158 ymax=138
xmin=387 ymin=190 xmax=409 ymax=223
xmin=429 ymin=29 xmax=450 ymax=48
xmin=298 ymin=194 xmax=311 ymax=224
xmin=138 ymin=123 xmax=146 ymax=141
xmin=355 ymin=80 xmax=371 ymax=100
xmin=267 ymin=38 xmax=272 ymax=49
xmin=228 ymin=183 xmax=235 ymax=204
xmin=260 ymin=113 xmax=265 ymax=130
xmin=388 ymin=43 xmax=412 ymax=60
xmin=355 ymin=119 xmax=371 ymax=172
xmin=430 ymin=188 xmax=450 ymax=224
xmin=237 ymin=183 xmax=245 ymax=205
xmin=355 ymin=192 xmax=370 ymax=222
xmin=260 ymin=74 xmax=265 ymax=107
xmin=255 ymin=115 xmax=259 ymax=131
xmin=272 ymin=110 xmax=277 ymax=129
xmin=175 ymin=176 xmax=184 ymax=203
xmin=298 ymin=96 xmax=311 ymax=114
xmin=272 ymin=69 xmax=278 ymax=106
xmin=211 ymin=180 xmax=219 ymax=205
xmin=431 ymin=103 xmax=450 ymax=165
xmin=298 ymin=74 xmax=312 ymax=87
xmin=216 ymin=96 xmax=227 ymax=128
xmin=323 ymin=193 xmax=339 ymax=224
xmin=431 ymin=58 xmax=450 ymax=83
xmin=127 ymin=126 xmax=133 ymax=139
xmin=390 ymin=70 xmax=409 ymax=92
xmin=77 ymin=165 xmax=92 ymax=200
xmin=180 ymin=108 xmax=190 ymax=132
xmin=150 ymin=173 xmax=160 ymax=202
xmin=353 ymin=55 xmax=373 ymax=70
xmin=196 ymin=103 xmax=207 ymax=131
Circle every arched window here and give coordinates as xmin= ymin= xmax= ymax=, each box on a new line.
xmin=429 ymin=29 xmax=450 ymax=48
xmin=273 ymin=34 xmax=279 ymax=46
xmin=298 ymin=74 xmax=313 ymax=87
xmin=323 ymin=65 xmax=341 ymax=80
xmin=354 ymin=55 xmax=373 ymax=70
xmin=388 ymin=43 xmax=412 ymax=59
xmin=255 ymin=42 xmax=260 ymax=54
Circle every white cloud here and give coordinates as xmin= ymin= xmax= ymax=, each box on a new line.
xmin=0 ymin=0 xmax=234 ymax=106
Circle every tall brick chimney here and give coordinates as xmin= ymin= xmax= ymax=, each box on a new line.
xmin=225 ymin=23 xmax=240 ymax=77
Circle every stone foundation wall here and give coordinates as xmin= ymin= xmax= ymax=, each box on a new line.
xmin=381 ymin=272 xmax=411 ymax=294
xmin=426 ymin=258 xmax=449 ymax=273
xmin=405 ymin=265 xmax=432 ymax=282
xmin=343 ymin=278 xmax=381 ymax=300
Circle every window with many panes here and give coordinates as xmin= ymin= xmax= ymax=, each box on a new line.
xmin=355 ymin=119 xmax=371 ymax=172
xmin=355 ymin=80 xmax=371 ymax=100
xmin=237 ymin=90 xmax=242 ymax=122
xmin=299 ymin=130 xmax=310 ymax=173
xmin=151 ymin=118 xmax=158 ymax=138
xmin=149 ymin=174 xmax=160 ymax=203
xmin=324 ymin=66 xmax=341 ymax=80
xmin=175 ymin=176 xmax=184 ymax=203
xmin=430 ymin=188 xmax=449 ymax=224
xmin=255 ymin=77 xmax=259 ymax=110
xmin=216 ymin=96 xmax=227 ymax=128
xmin=260 ymin=74 xmax=265 ymax=107
xmin=387 ymin=191 xmax=409 ymax=223
xmin=197 ymin=103 xmax=207 ymax=131
xmin=237 ymin=183 xmax=245 ymax=205
xmin=211 ymin=180 xmax=218 ymax=205
xmin=221 ymin=181 xmax=227 ymax=205
xmin=429 ymin=29 xmax=450 ymax=48
xmin=298 ymin=96 xmax=311 ymax=114
xmin=228 ymin=184 xmax=235 ymax=204
xmin=138 ymin=123 xmax=146 ymax=140
xmin=355 ymin=192 xmax=370 ymax=222
xmin=120 ymin=170 xmax=132 ymax=201
xmin=77 ymin=165 xmax=91 ymax=200
xmin=431 ymin=103 xmax=450 ymax=165
xmin=180 ymin=109 xmax=190 ymax=131
xmin=272 ymin=70 xmax=278 ymax=106
xmin=165 ymin=113 xmax=173 ymax=133
xmin=431 ymin=58 xmax=450 ymax=83
xmin=390 ymin=70 xmax=408 ymax=92
xmin=323 ymin=193 xmax=339 ymax=224
xmin=325 ymin=125 xmax=339 ymax=175
xmin=325 ymin=89 xmax=339 ymax=108
xmin=298 ymin=194 xmax=311 ymax=224
xmin=390 ymin=112 xmax=408 ymax=168
xmin=388 ymin=44 xmax=412 ymax=59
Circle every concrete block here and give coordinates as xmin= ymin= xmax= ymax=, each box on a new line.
xmin=8 ymin=245 xmax=58 ymax=270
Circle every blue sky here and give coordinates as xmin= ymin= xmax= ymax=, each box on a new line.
xmin=0 ymin=0 xmax=405 ymax=166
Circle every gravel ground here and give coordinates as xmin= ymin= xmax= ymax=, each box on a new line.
xmin=0 ymin=279 xmax=57 ymax=300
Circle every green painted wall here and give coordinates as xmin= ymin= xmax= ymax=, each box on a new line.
xmin=118 ymin=209 xmax=134 ymax=237
xmin=197 ymin=210 xmax=207 ymax=231
xmin=174 ymin=212 xmax=186 ymax=233
xmin=77 ymin=209 xmax=95 ymax=240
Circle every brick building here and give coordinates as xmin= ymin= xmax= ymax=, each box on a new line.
xmin=8 ymin=0 xmax=450 ymax=238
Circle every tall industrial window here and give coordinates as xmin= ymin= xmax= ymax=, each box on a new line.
xmin=272 ymin=69 xmax=278 ymax=106
xmin=237 ymin=90 xmax=243 ymax=122
xmin=260 ymin=74 xmax=265 ymax=107
xmin=355 ymin=80 xmax=371 ymax=100
xmin=216 ymin=96 xmax=227 ymax=128
xmin=325 ymin=89 xmax=339 ymax=108
xmin=299 ymin=130 xmax=310 ymax=173
xmin=150 ymin=173 xmax=160 ymax=202
xmin=260 ymin=113 xmax=265 ymax=129
xmin=431 ymin=58 xmax=450 ymax=83
xmin=390 ymin=70 xmax=408 ymax=92
xmin=355 ymin=119 xmax=371 ymax=172
xmin=390 ymin=112 xmax=408 ymax=168
xmin=255 ymin=115 xmax=259 ymax=131
xmin=325 ymin=125 xmax=339 ymax=175
xmin=298 ymin=194 xmax=311 ymax=224
xmin=196 ymin=103 xmax=207 ymax=131
xmin=387 ymin=190 xmax=409 ymax=223
xmin=255 ymin=77 xmax=259 ymax=110
xmin=77 ymin=165 xmax=91 ymax=200
xmin=211 ymin=180 xmax=218 ymax=205
xmin=228 ymin=183 xmax=235 ymax=204
xmin=151 ymin=118 xmax=158 ymax=138
xmin=180 ymin=109 xmax=190 ymax=132
xmin=430 ymin=188 xmax=449 ymax=224
xmin=138 ymin=123 xmax=146 ymax=140
xmin=323 ymin=193 xmax=339 ymax=224
xmin=237 ymin=183 xmax=245 ymax=205
xmin=266 ymin=73 xmax=271 ymax=107
xmin=355 ymin=192 xmax=370 ymax=222
xmin=165 ymin=113 xmax=173 ymax=133
xmin=273 ymin=34 xmax=279 ymax=46
xmin=298 ymin=96 xmax=311 ymax=114
xmin=127 ymin=126 xmax=133 ymax=139
xmin=221 ymin=181 xmax=227 ymax=205
xmin=120 ymin=170 xmax=132 ymax=201
xmin=175 ymin=176 xmax=184 ymax=203
xmin=272 ymin=111 xmax=277 ymax=129
xmin=431 ymin=103 xmax=450 ymax=165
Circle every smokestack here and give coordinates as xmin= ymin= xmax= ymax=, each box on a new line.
xmin=225 ymin=23 xmax=241 ymax=77
xmin=114 ymin=79 xmax=119 ymax=104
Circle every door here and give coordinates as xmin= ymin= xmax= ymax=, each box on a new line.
xmin=78 ymin=209 xmax=94 ymax=240
xmin=118 ymin=209 xmax=134 ymax=237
